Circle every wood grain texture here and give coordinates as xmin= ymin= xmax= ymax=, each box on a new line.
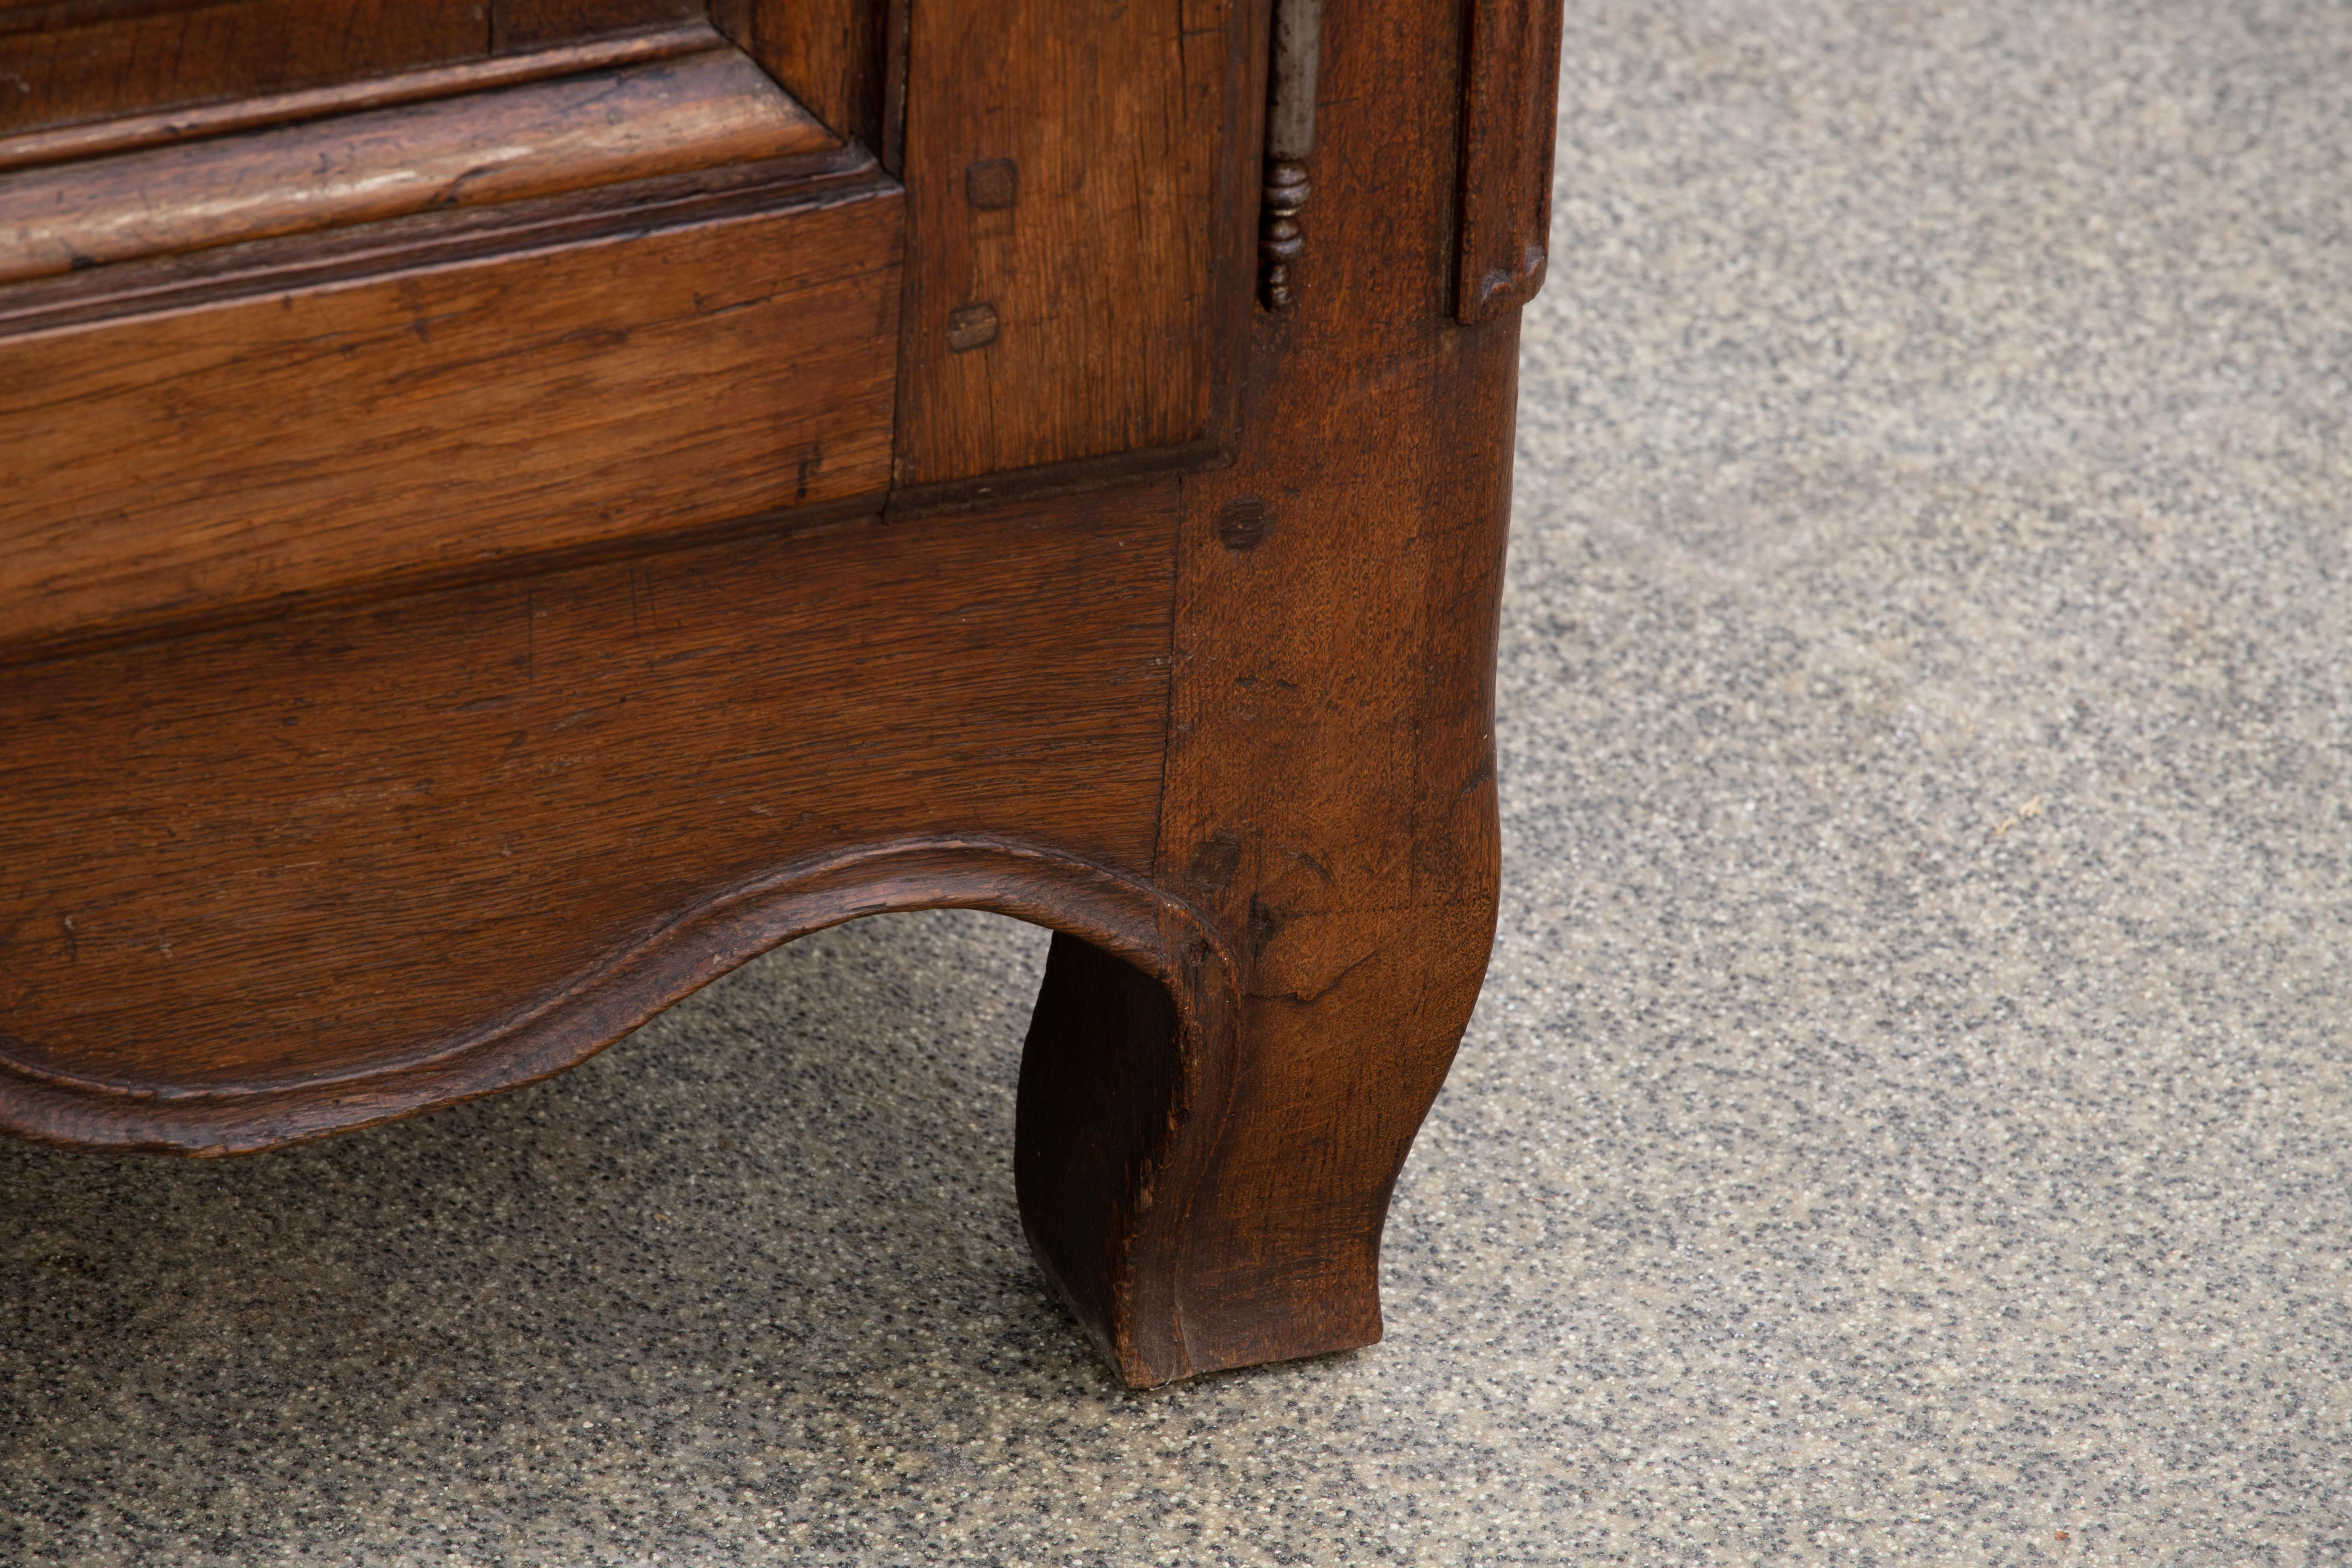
xmin=0 ymin=486 xmax=1179 ymax=1147
xmin=0 ymin=0 xmax=488 ymax=137
xmin=1019 ymin=924 xmax=1238 ymax=1387
xmin=0 ymin=47 xmax=832 ymax=281
xmin=491 ymin=0 xmax=699 ymax=53
xmin=0 ymin=171 xmax=902 ymax=655
xmin=0 ymin=23 xmax=719 ymax=174
xmin=0 ymin=145 xmax=878 ymax=340
xmin=890 ymin=0 xmax=1251 ymax=491
xmin=709 ymin=0 xmax=890 ymax=156
xmin=1455 ymin=0 xmax=1564 ymax=322
xmin=0 ymin=0 xmax=1556 ymax=1391
xmin=1131 ymin=0 xmax=1522 ymax=1377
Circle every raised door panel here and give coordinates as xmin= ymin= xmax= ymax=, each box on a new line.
xmin=0 ymin=189 xmax=903 ymax=656
xmin=0 ymin=31 xmax=903 ymax=658
xmin=0 ymin=0 xmax=492 ymax=134
xmin=491 ymin=0 xmax=704 ymax=52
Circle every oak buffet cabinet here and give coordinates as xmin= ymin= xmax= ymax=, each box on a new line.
xmin=0 ymin=0 xmax=1562 ymax=1386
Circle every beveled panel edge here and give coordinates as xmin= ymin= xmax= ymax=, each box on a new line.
xmin=0 ymin=142 xmax=891 ymax=340
xmin=0 ymin=46 xmax=833 ymax=283
xmin=0 ymin=21 xmax=725 ymax=173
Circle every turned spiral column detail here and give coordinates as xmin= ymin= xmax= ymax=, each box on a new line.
xmin=1258 ymin=0 xmax=1322 ymax=311
xmin=1259 ymin=160 xmax=1311 ymax=310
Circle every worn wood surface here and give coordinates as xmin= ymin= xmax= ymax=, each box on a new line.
xmin=0 ymin=46 xmax=830 ymax=281
xmin=0 ymin=0 xmax=488 ymax=136
xmin=1058 ymin=0 xmax=1521 ymax=1380
xmin=1455 ymin=0 xmax=1565 ymax=322
xmin=890 ymin=0 xmax=1251 ymax=493
xmin=710 ymin=0 xmax=892 ymax=159
xmin=492 ymin=0 xmax=699 ymax=52
xmin=1019 ymin=924 xmax=1239 ymax=1387
xmin=0 ymin=168 xmax=900 ymax=655
xmin=0 ymin=487 xmax=1177 ymax=1149
xmin=0 ymin=23 xmax=720 ymax=174
xmin=0 ymin=0 xmax=1556 ymax=1389
xmin=973 ymin=0 xmax=1527 ymax=1386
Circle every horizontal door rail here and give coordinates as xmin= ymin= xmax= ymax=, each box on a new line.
xmin=0 ymin=32 xmax=832 ymax=282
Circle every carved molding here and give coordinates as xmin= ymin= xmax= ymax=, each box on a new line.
xmin=1455 ymin=0 xmax=1565 ymax=322
xmin=0 ymin=836 xmax=1239 ymax=1161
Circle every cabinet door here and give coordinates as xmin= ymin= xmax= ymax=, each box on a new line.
xmin=0 ymin=0 xmax=1256 ymax=662
xmin=0 ymin=0 xmax=1259 ymax=1140
xmin=0 ymin=2 xmax=909 ymax=659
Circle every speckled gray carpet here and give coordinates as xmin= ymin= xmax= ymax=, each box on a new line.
xmin=8 ymin=2 xmax=2351 ymax=1563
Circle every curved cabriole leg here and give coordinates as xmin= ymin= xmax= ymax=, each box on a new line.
xmin=1016 ymin=831 xmax=1502 ymax=1388
xmin=1013 ymin=0 xmax=1522 ymax=1385
xmin=1016 ymin=381 xmax=1512 ymax=1389
xmin=1011 ymin=890 xmax=1239 ymax=1388
xmin=1016 ymin=933 xmax=1201 ymax=1386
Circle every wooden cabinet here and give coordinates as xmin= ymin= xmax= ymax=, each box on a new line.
xmin=0 ymin=0 xmax=1562 ymax=1386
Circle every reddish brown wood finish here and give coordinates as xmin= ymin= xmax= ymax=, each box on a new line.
xmin=1020 ymin=928 xmax=1237 ymax=1386
xmin=0 ymin=489 xmax=1177 ymax=1147
xmin=709 ymin=0 xmax=894 ymax=159
xmin=0 ymin=0 xmax=1554 ymax=1388
xmin=1009 ymin=0 xmax=1522 ymax=1381
xmin=0 ymin=45 xmax=830 ymax=280
xmin=0 ymin=0 xmax=488 ymax=136
xmin=0 ymin=165 xmax=899 ymax=655
xmin=0 ymin=24 xmax=722 ymax=174
xmin=1455 ymin=0 xmax=1565 ymax=322
xmin=889 ymin=0 xmax=1253 ymax=495
xmin=492 ymin=0 xmax=700 ymax=53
